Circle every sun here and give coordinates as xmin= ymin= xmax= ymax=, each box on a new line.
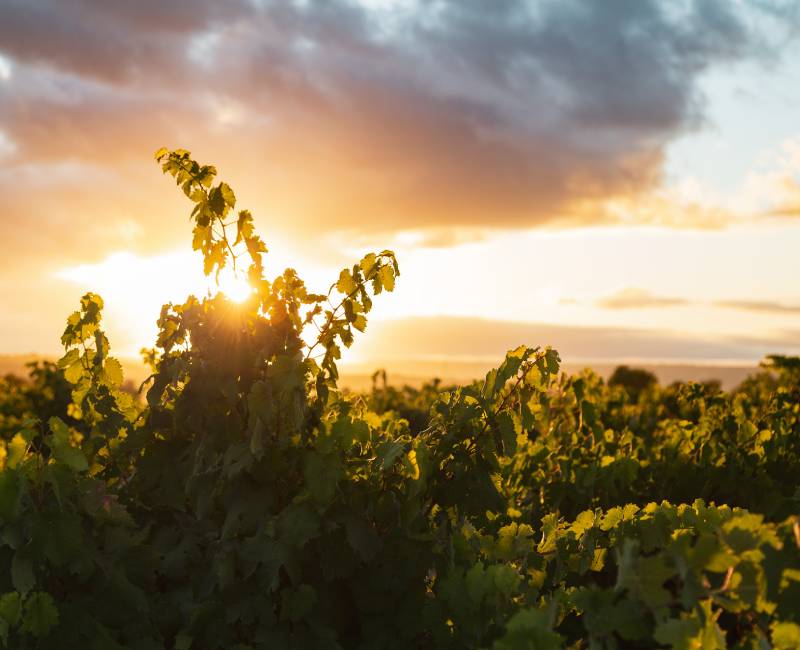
xmin=216 ymin=269 xmax=253 ymax=303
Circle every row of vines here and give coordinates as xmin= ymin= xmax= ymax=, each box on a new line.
xmin=0 ymin=150 xmax=798 ymax=649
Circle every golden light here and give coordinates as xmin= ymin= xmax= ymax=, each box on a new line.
xmin=54 ymin=243 xmax=387 ymax=359
xmin=216 ymin=268 xmax=253 ymax=303
xmin=56 ymin=250 xmax=258 ymax=355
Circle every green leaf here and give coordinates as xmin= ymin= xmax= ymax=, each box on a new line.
xmin=336 ymin=269 xmax=357 ymax=295
xmin=344 ymin=517 xmax=380 ymax=562
xmin=359 ymin=253 xmax=377 ymax=275
xmin=235 ymin=210 xmax=254 ymax=244
xmin=49 ymin=418 xmax=88 ymax=472
xmin=352 ymin=314 xmax=367 ymax=332
xmin=496 ymin=410 xmax=519 ymax=456
xmin=331 ymin=417 xmax=370 ymax=448
xmin=573 ymin=377 xmax=585 ymax=402
xmin=277 ymin=505 xmax=320 ymax=548
xmin=493 ymin=609 xmax=562 ymax=650
xmin=376 ymin=441 xmax=405 ymax=470
xmin=280 ymin=584 xmax=317 ymax=622
xmin=654 ymin=618 xmax=700 ymax=649
xmin=102 ymin=357 xmax=124 ymax=386
xmin=570 ymin=510 xmax=596 ymax=537
xmin=58 ymin=348 xmax=83 ymax=384
xmin=63 ymin=358 xmax=85 ymax=384
xmin=545 ymin=348 xmax=560 ymax=373
xmin=6 ymin=434 xmax=28 ymax=469
xmin=600 ymin=507 xmax=623 ymax=531
xmin=48 ymin=417 xmax=69 ymax=440
xmin=11 ymin=554 xmax=34 ymax=594
xmin=208 ymin=185 xmax=226 ymax=215
xmin=21 ymin=592 xmax=58 ymax=637
xmin=0 ymin=473 xmax=21 ymax=521
xmin=41 ymin=513 xmax=84 ymax=567
xmin=304 ymin=452 xmax=342 ymax=505
xmin=57 ymin=348 xmax=79 ymax=370
xmin=773 ymin=622 xmax=800 ymax=650
xmin=0 ymin=593 xmax=22 ymax=626
xmin=219 ymin=182 xmax=236 ymax=208
xmin=378 ymin=265 xmax=395 ymax=291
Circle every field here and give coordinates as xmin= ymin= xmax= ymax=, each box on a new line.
xmin=0 ymin=151 xmax=798 ymax=649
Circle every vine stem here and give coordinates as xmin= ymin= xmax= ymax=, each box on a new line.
xmin=708 ymin=566 xmax=735 ymax=594
xmin=479 ymin=355 xmax=539 ymax=436
xmin=303 ymin=267 xmax=382 ymax=363
xmin=170 ymin=158 xmax=254 ymax=278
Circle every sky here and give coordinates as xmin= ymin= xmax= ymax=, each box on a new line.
xmin=1 ymin=0 xmax=800 ymax=368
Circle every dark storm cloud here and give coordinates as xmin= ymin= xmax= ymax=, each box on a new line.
xmin=0 ymin=0 xmax=792 ymax=243
xmin=0 ymin=0 xmax=252 ymax=82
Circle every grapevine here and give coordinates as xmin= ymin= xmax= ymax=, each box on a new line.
xmin=0 ymin=151 xmax=797 ymax=649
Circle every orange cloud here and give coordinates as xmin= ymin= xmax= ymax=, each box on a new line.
xmin=595 ymin=288 xmax=688 ymax=310
xmin=0 ymin=0 xmax=787 ymax=257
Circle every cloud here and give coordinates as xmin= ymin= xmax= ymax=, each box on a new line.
xmin=1 ymin=1 xmax=798 ymax=359
xmin=585 ymin=289 xmax=800 ymax=314
xmin=0 ymin=131 xmax=15 ymax=159
xmin=0 ymin=54 xmax=10 ymax=80
xmin=0 ymin=0 xmax=249 ymax=84
xmin=743 ymin=138 xmax=800 ymax=219
xmin=351 ymin=315 xmax=800 ymax=363
xmin=715 ymin=299 xmax=800 ymax=314
xmin=594 ymin=287 xmax=688 ymax=309
xmin=0 ymin=0 xmax=792 ymax=252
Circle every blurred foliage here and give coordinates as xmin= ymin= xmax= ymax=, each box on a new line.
xmin=0 ymin=151 xmax=797 ymax=649
xmin=607 ymin=365 xmax=657 ymax=402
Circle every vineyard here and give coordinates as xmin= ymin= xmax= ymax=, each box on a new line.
xmin=0 ymin=150 xmax=798 ymax=649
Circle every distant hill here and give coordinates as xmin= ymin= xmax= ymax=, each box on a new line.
xmin=1 ymin=353 xmax=758 ymax=392
xmin=337 ymin=358 xmax=757 ymax=391
xmin=0 ymin=354 xmax=47 ymax=377
xmin=0 ymin=354 xmax=150 ymax=388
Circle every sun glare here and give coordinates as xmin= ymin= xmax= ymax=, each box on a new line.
xmin=216 ymin=270 xmax=253 ymax=303
xmin=56 ymin=250 xmax=258 ymax=355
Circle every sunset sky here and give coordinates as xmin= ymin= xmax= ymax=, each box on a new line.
xmin=1 ymin=0 xmax=800 ymax=368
